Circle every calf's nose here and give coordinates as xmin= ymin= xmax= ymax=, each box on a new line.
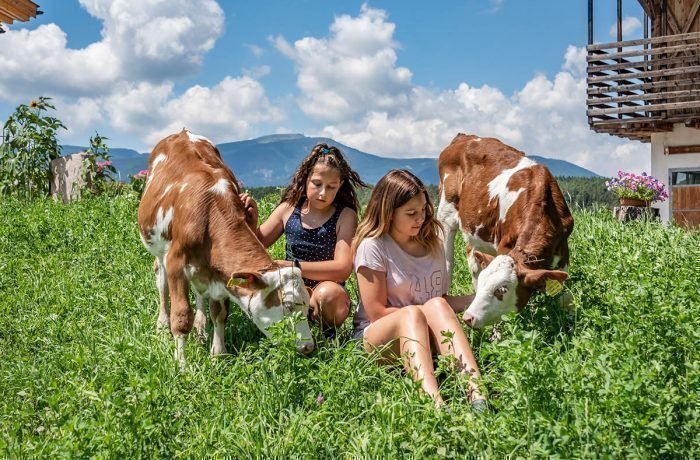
xmin=463 ymin=312 xmax=476 ymax=328
xmin=297 ymin=341 xmax=315 ymax=356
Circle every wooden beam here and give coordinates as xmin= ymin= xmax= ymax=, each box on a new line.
xmin=0 ymin=2 xmax=30 ymax=21
xmin=684 ymin=0 xmax=700 ymax=33
xmin=666 ymin=7 xmax=682 ymax=34
xmin=3 ymin=0 xmax=38 ymax=18
xmin=637 ymin=0 xmax=656 ymax=19
xmin=587 ymin=31 xmax=700 ymax=51
xmin=0 ymin=10 xmax=14 ymax=22
xmin=587 ymin=64 xmax=700 ymax=84
xmin=587 ymin=43 xmax=700 ymax=62
xmin=588 ymin=89 xmax=700 ymax=105
xmin=0 ymin=7 xmax=19 ymax=23
xmin=587 ymin=77 xmax=700 ymax=95
xmin=665 ymin=145 xmax=700 ymax=154
xmin=588 ymin=100 xmax=700 ymax=116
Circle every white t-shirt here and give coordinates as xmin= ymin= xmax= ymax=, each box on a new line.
xmin=353 ymin=234 xmax=448 ymax=333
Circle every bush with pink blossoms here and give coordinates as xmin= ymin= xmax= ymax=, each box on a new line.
xmin=605 ymin=171 xmax=668 ymax=202
xmin=129 ymin=169 xmax=149 ymax=198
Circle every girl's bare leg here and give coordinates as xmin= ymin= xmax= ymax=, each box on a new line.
xmin=310 ymin=281 xmax=350 ymax=329
xmin=418 ymin=297 xmax=486 ymax=403
xmin=363 ymin=306 xmax=444 ymax=407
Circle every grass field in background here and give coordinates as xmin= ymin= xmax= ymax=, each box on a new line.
xmin=0 ymin=194 xmax=698 ymax=458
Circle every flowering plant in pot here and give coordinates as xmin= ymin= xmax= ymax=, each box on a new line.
xmin=605 ymin=171 xmax=668 ymax=206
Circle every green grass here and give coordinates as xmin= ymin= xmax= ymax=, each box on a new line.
xmin=0 ymin=195 xmax=698 ymax=458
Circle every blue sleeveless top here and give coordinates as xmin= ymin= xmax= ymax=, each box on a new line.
xmin=285 ymin=200 xmax=344 ymax=288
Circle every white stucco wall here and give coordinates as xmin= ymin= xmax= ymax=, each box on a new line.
xmin=650 ymin=124 xmax=700 ymax=223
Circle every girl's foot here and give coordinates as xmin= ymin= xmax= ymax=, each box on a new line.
xmin=470 ymin=397 xmax=488 ymax=413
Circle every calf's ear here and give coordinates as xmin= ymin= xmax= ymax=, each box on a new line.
xmin=473 ymin=250 xmax=495 ymax=270
xmin=519 ymin=268 xmax=568 ymax=290
xmin=227 ymin=271 xmax=266 ymax=289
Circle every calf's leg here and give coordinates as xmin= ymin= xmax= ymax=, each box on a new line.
xmin=193 ymin=292 xmax=208 ymax=343
xmin=209 ymin=299 xmax=229 ymax=356
xmin=166 ymin=252 xmax=193 ymax=365
xmin=154 ymin=258 xmax=170 ymax=330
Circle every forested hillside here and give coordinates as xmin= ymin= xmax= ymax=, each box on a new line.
xmin=246 ymin=177 xmax=618 ymax=209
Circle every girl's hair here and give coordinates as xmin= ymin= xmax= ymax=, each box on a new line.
xmin=280 ymin=143 xmax=367 ymax=211
xmin=352 ymin=169 xmax=441 ymax=253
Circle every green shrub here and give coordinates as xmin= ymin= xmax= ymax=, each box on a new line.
xmin=0 ymin=97 xmax=66 ymax=200
xmin=81 ymin=132 xmax=118 ymax=197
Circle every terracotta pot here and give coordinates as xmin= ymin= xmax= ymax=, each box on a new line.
xmin=619 ymin=197 xmax=650 ymax=207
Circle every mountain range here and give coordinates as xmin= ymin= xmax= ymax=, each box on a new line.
xmin=62 ymin=134 xmax=598 ymax=186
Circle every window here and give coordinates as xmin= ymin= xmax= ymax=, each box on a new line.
xmin=671 ymin=171 xmax=700 ymax=186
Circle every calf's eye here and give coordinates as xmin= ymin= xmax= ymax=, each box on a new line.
xmin=494 ymin=286 xmax=508 ymax=300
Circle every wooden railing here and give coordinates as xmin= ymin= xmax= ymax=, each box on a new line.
xmin=587 ymin=31 xmax=700 ymax=141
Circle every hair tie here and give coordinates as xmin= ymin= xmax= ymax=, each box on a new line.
xmin=321 ymin=147 xmax=330 ymax=154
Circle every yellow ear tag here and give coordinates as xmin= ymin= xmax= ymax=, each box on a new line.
xmin=545 ymin=279 xmax=563 ymax=297
xmin=226 ymin=277 xmax=243 ymax=289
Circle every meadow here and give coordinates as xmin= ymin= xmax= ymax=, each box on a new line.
xmin=0 ymin=194 xmax=698 ymax=458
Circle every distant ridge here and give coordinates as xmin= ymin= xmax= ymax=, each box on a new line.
xmin=61 ymin=134 xmax=599 ymax=185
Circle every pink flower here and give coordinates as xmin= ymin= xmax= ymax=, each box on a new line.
xmin=606 ymin=170 xmax=668 ymax=202
xmin=133 ymin=169 xmax=149 ymax=180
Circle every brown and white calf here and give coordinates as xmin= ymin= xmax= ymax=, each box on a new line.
xmin=138 ymin=130 xmax=314 ymax=362
xmin=437 ymin=133 xmax=574 ymax=328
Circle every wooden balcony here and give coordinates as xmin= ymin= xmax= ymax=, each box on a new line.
xmin=587 ymin=31 xmax=700 ymax=141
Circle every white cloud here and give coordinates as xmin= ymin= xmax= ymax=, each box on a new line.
xmin=243 ymin=43 xmax=264 ymax=57
xmin=79 ymin=0 xmax=225 ymax=80
xmin=55 ymin=97 xmax=104 ymax=137
xmin=608 ymin=16 xmax=642 ymax=39
xmin=243 ymin=65 xmax=271 ymax=79
xmin=281 ymin=6 xmax=650 ymax=176
xmin=273 ymin=4 xmax=412 ymax=122
xmin=562 ymin=45 xmax=587 ymax=77
xmin=0 ymin=24 xmax=119 ymax=99
xmin=103 ymin=77 xmax=283 ymax=147
xmin=0 ymin=0 xmax=285 ymax=151
xmin=0 ymin=0 xmax=224 ymax=102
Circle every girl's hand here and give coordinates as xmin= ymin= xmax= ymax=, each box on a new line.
xmin=239 ymin=193 xmax=259 ymax=228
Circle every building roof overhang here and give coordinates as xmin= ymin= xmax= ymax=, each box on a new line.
xmin=0 ymin=0 xmax=41 ymax=33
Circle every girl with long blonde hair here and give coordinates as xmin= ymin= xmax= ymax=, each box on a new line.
xmin=352 ymin=169 xmax=486 ymax=409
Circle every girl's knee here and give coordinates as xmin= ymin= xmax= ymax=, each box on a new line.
xmin=312 ymin=282 xmax=349 ymax=326
xmin=425 ymin=297 xmax=453 ymax=315
xmin=402 ymin=305 xmax=428 ymax=327
xmin=313 ymin=282 xmax=345 ymax=304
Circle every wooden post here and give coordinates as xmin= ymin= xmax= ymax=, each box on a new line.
xmin=588 ymin=0 xmax=593 ymax=45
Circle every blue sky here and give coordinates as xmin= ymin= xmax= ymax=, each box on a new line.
xmin=0 ymin=0 xmax=649 ymax=175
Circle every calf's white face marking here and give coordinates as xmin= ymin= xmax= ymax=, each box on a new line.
xmin=466 ymin=255 xmax=519 ymax=328
xmin=230 ymin=267 xmax=314 ymax=351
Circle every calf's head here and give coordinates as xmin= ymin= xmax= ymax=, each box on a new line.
xmin=228 ymin=266 xmax=314 ymax=354
xmin=463 ymin=251 xmax=568 ymax=328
